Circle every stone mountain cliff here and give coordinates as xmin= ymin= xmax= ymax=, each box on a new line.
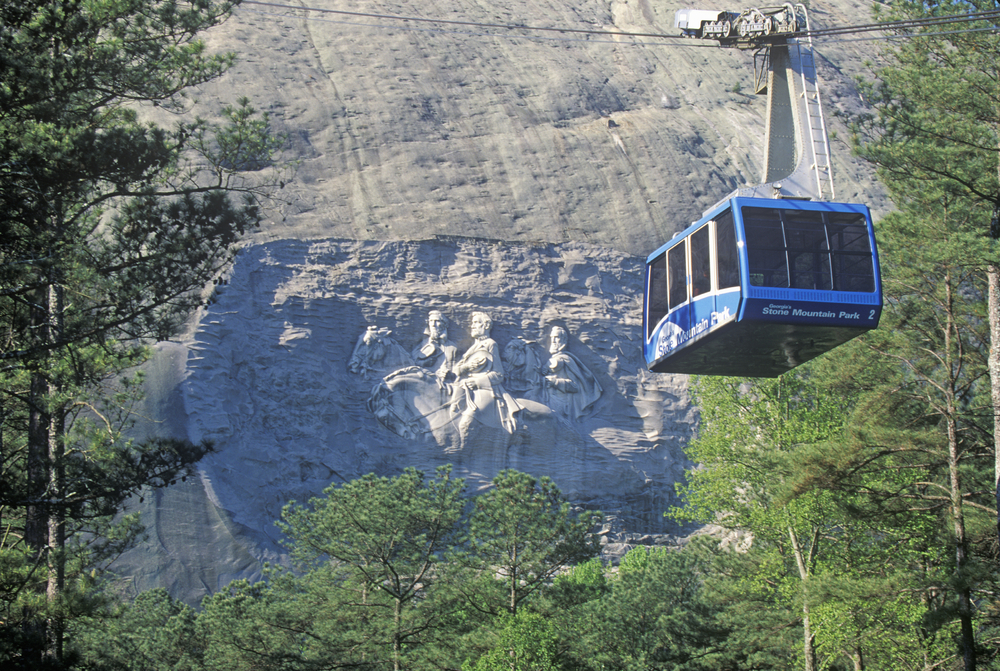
xmin=181 ymin=0 xmax=887 ymax=253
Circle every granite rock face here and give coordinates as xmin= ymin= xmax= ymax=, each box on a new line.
xmin=167 ymin=0 xmax=887 ymax=255
xmin=119 ymin=238 xmax=697 ymax=604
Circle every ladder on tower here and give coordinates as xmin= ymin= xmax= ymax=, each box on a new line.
xmin=789 ymin=25 xmax=835 ymax=201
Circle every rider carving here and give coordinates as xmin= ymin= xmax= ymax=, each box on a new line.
xmin=348 ymin=326 xmax=409 ymax=379
xmin=448 ymin=312 xmax=521 ymax=444
xmin=358 ymin=312 xmax=602 ymax=445
xmin=542 ymin=326 xmax=603 ymax=420
xmin=412 ymin=310 xmax=458 ymax=377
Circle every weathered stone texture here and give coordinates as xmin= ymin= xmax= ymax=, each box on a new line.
xmin=118 ymin=238 xmax=696 ymax=604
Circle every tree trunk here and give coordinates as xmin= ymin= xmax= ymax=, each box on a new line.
xmin=994 ymin=122 xmax=1000 ymax=561
xmin=393 ymin=597 xmax=402 ymax=671
xmin=991 ymin=265 xmax=1000 ymax=559
xmin=802 ymin=600 xmax=816 ymax=671
xmin=23 ymin=368 xmax=50 ymax=667
xmin=789 ymin=526 xmax=817 ymax=671
xmin=24 ymin=280 xmax=54 ymax=665
xmin=46 ymin=388 xmax=66 ymax=662
xmin=26 ymin=371 xmax=49 ymax=556
xmin=949 ymin=412 xmax=977 ymax=671
xmin=945 ymin=273 xmax=976 ymax=670
xmin=27 ymin=281 xmax=67 ymax=664
xmin=510 ymin=536 xmax=518 ymax=616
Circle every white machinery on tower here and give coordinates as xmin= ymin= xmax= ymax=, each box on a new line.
xmin=675 ymin=4 xmax=802 ymax=43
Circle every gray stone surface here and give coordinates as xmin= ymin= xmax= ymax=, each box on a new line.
xmin=151 ymin=0 xmax=888 ymax=256
xmin=117 ymin=238 xmax=696 ymax=604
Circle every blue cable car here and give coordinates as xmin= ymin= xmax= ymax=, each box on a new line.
xmin=643 ymin=197 xmax=882 ymax=377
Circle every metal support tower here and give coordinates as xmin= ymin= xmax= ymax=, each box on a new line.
xmin=710 ymin=5 xmax=834 ymax=209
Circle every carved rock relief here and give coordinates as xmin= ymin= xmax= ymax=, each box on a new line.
xmin=357 ymin=311 xmax=603 ymax=452
xmin=123 ymin=239 xmax=700 ymax=607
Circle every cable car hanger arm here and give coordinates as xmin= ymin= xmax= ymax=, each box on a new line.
xmin=677 ymin=4 xmax=834 ymax=210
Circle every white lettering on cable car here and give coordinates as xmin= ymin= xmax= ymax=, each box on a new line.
xmin=762 ymin=304 xmax=859 ymax=319
xmin=762 ymin=303 xmax=791 ymax=315
xmin=655 ymin=306 xmax=735 ymax=359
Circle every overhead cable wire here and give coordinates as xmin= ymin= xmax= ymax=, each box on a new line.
xmin=238 ymin=0 xmax=1000 ymax=46
xmin=804 ymin=9 xmax=1000 ymax=37
xmin=241 ymin=0 xmax=684 ymax=40
xmin=236 ymin=6 xmax=697 ymax=47
xmin=812 ymin=25 xmax=1000 ymax=44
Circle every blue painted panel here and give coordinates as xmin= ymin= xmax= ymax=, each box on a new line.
xmin=743 ymin=297 xmax=881 ymax=327
xmin=650 ymin=291 xmax=741 ymax=364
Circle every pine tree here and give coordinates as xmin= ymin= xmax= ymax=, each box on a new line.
xmin=72 ymin=588 xmax=201 ymax=671
xmin=798 ymin=196 xmax=997 ymax=670
xmin=671 ymin=373 xmax=853 ymax=670
xmin=851 ymin=0 xmax=1000 ymax=565
xmin=460 ymin=470 xmax=601 ymax=619
xmin=462 ymin=612 xmax=560 ymax=671
xmin=277 ymin=467 xmax=466 ymax=671
xmin=569 ymin=541 xmax=733 ymax=671
xmin=0 ymin=0 xmax=282 ymax=664
xmin=668 ymin=370 xmax=963 ymax=669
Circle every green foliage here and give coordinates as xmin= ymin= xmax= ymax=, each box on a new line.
xmin=670 ymin=373 xmax=851 ymax=540
xmin=842 ymin=108 xmax=997 ymax=668
xmin=696 ymin=542 xmax=800 ymax=670
xmin=463 ymin=612 xmax=559 ymax=671
xmin=667 ymin=367 xmax=979 ymax=669
xmin=87 ymin=459 xmax=988 ymax=671
xmin=276 ymin=466 xmax=467 ymax=671
xmin=196 ymin=578 xmax=339 ymax=671
xmin=73 ymin=589 xmax=200 ymax=671
xmin=0 ymin=0 xmax=280 ymax=363
xmin=848 ymin=6 xmax=1000 ymax=665
xmin=170 ymin=468 xmax=604 ymax=671
xmin=280 ymin=466 xmax=465 ymax=575
xmin=575 ymin=541 xmax=733 ymax=671
xmin=552 ymin=557 xmax=606 ymax=602
xmin=852 ymin=0 xmax=1000 ymax=212
xmin=0 ymin=0 xmax=284 ymax=664
xmin=0 ymin=352 xmax=214 ymax=668
xmin=461 ymin=470 xmax=602 ymax=617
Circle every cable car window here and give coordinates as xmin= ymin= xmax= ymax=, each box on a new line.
xmin=827 ymin=212 xmax=875 ymax=292
xmin=743 ymin=207 xmax=874 ymax=292
xmin=646 ymin=253 xmax=667 ymax=340
xmin=690 ymin=226 xmax=711 ymax=297
xmin=715 ymin=211 xmax=739 ymax=290
xmin=668 ymin=240 xmax=687 ymax=310
xmin=784 ymin=212 xmax=832 ymax=290
xmin=743 ymin=209 xmax=789 ymax=288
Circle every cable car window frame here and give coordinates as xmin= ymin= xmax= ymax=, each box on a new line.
xmin=645 ymin=252 xmax=668 ymax=341
xmin=690 ymin=225 xmax=711 ymax=298
xmin=667 ymin=239 xmax=688 ymax=310
xmin=743 ymin=206 xmax=875 ymax=293
xmin=827 ymin=213 xmax=877 ymax=293
xmin=715 ymin=211 xmax=739 ymax=291
xmin=784 ymin=212 xmax=833 ymax=291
